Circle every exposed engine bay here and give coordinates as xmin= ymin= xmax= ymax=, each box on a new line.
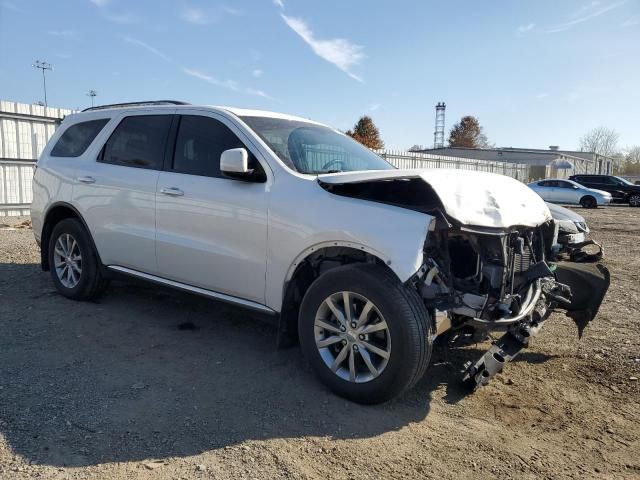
xmin=319 ymin=173 xmax=611 ymax=390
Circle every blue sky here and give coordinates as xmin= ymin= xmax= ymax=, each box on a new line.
xmin=1 ymin=0 xmax=639 ymax=150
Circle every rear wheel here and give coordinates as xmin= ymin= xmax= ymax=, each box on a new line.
xmin=580 ymin=195 xmax=597 ymax=209
xmin=298 ymin=264 xmax=432 ymax=404
xmin=629 ymin=194 xmax=640 ymax=207
xmin=48 ymin=218 xmax=109 ymax=300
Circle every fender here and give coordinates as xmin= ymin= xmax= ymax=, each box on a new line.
xmin=40 ymin=201 xmax=104 ymax=271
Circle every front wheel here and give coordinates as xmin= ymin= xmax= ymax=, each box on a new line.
xmin=629 ymin=194 xmax=640 ymax=207
xmin=580 ymin=195 xmax=597 ymax=209
xmin=298 ymin=264 xmax=432 ymax=404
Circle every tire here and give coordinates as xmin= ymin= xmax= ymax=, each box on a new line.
xmin=580 ymin=195 xmax=597 ymax=209
xmin=298 ymin=263 xmax=432 ymax=404
xmin=628 ymin=194 xmax=640 ymax=207
xmin=48 ymin=218 xmax=109 ymax=300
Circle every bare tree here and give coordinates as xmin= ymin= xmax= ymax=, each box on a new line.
xmin=578 ymin=127 xmax=619 ymax=157
xmin=408 ymin=144 xmax=426 ymax=152
xmin=622 ymin=146 xmax=640 ymax=175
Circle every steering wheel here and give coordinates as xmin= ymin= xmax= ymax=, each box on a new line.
xmin=321 ymin=158 xmax=345 ymax=171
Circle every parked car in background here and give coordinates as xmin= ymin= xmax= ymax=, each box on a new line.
xmin=528 ymin=179 xmax=611 ymax=208
xmin=569 ymin=174 xmax=640 ymax=207
xmin=31 ymin=101 xmax=610 ymax=403
xmin=546 ymin=202 xmax=602 ymax=262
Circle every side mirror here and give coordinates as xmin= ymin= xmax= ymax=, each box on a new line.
xmin=220 ymin=147 xmax=258 ymax=181
xmin=221 ymin=148 xmax=250 ymax=174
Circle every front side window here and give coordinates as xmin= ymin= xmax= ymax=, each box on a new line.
xmin=51 ymin=119 xmax=109 ymax=157
xmin=100 ymin=115 xmax=172 ymax=169
xmin=172 ymin=115 xmax=256 ymax=178
xmin=241 ymin=116 xmax=394 ymax=175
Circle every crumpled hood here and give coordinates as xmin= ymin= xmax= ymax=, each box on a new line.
xmin=317 ymin=168 xmax=552 ymax=228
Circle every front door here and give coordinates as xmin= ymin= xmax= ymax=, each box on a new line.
xmin=155 ymin=113 xmax=270 ymax=304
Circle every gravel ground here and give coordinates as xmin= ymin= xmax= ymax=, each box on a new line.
xmin=0 ymin=208 xmax=638 ymax=479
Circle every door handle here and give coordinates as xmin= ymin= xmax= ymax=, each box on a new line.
xmin=77 ymin=176 xmax=96 ymax=184
xmin=160 ymin=187 xmax=184 ymax=197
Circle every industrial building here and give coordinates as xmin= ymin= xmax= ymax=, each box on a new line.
xmin=0 ymin=100 xmax=71 ymax=216
xmin=419 ymin=146 xmax=615 ymax=180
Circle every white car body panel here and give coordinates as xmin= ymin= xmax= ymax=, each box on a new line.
xmin=318 ymin=169 xmax=552 ymax=228
xmin=265 ymin=174 xmax=432 ymax=311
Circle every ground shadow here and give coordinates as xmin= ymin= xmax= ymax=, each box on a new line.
xmin=0 ymin=262 xmax=553 ymax=467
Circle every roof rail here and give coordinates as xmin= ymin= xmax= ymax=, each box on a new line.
xmin=82 ymin=100 xmax=191 ymax=112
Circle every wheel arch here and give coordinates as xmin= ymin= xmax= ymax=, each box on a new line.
xmin=277 ymin=242 xmax=402 ymax=348
xmin=40 ymin=202 xmax=101 ymax=271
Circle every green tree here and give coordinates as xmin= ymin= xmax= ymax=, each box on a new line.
xmin=448 ymin=116 xmax=490 ymax=148
xmin=346 ymin=116 xmax=384 ymax=149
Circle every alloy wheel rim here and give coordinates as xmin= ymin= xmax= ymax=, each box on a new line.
xmin=53 ymin=233 xmax=82 ymax=288
xmin=631 ymin=195 xmax=640 ymax=207
xmin=314 ymin=291 xmax=391 ymax=383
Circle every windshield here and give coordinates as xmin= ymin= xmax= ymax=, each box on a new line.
xmin=614 ymin=176 xmax=634 ymax=186
xmin=241 ymin=116 xmax=394 ymax=174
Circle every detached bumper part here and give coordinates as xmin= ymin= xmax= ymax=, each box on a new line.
xmin=462 ymin=262 xmax=610 ymax=390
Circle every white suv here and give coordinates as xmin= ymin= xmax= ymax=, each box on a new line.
xmin=32 ymin=101 xmax=609 ymax=403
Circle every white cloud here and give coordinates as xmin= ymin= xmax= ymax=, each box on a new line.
xmin=222 ymin=6 xmax=243 ymax=16
xmin=622 ymin=14 xmax=640 ymax=27
xmin=182 ymin=7 xmax=208 ymax=24
xmin=182 ymin=67 xmax=274 ymax=99
xmin=536 ymin=93 xmax=549 ymax=99
xmin=252 ymin=69 xmax=263 ymax=78
xmin=273 ymin=0 xmax=284 ymax=8
xmin=281 ymin=15 xmax=364 ymax=82
xmin=517 ymin=23 xmax=536 ymax=34
xmin=89 ymin=0 xmax=109 ymax=6
xmin=105 ymin=12 xmax=139 ymax=24
xmin=543 ymin=1 xmax=625 ymax=33
xmin=121 ymin=36 xmax=172 ymax=62
xmin=369 ymin=103 xmax=381 ymax=112
xmin=1 ymin=1 xmax=24 ymax=12
xmin=48 ymin=29 xmax=75 ymax=37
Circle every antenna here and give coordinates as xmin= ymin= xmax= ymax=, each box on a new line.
xmin=434 ymin=102 xmax=446 ymax=148
xmin=32 ymin=60 xmax=54 ymax=107
xmin=86 ymin=90 xmax=97 ymax=107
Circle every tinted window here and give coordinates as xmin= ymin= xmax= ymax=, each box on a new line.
xmin=173 ymin=115 xmax=254 ymax=177
xmin=557 ymin=181 xmax=573 ymax=189
xmin=100 ymin=115 xmax=172 ymax=169
xmin=600 ymin=176 xmax=617 ymax=185
xmin=51 ymin=119 xmax=109 ymax=157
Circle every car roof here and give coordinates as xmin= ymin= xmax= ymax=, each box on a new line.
xmin=75 ymin=102 xmax=327 ymax=127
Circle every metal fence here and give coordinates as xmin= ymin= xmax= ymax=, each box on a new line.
xmin=0 ymin=161 xmax=34 ymax=217
xmin=374 ymin=149 xmax=532 ymax=181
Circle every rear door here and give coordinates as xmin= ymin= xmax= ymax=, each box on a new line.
xmin=155 ymin=111 xmax=270 ymax=303
xmin=534 ymin=180 xmax=558 ymax=202
xmin=73 ymin=110 xmax=174 ymax=274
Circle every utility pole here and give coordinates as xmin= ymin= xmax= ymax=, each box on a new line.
xmin=86 ymin=90 xmax=97 ymax=107
xmin=32 ymin=60 xmax=53 ymax=107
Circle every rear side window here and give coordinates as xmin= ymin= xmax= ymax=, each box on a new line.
xmin=50 ymin=119 xmax=109 ymax=157
xmin=100 ymin=115 xmax=172 ymax=169
xmin=172 ymin=115 xmax=251 ymax=177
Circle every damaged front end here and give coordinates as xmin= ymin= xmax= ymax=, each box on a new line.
xmin=317 ymin=168 xmax=611 ymax=390
xmin=413 ymin=219 xmax=610 ymax=390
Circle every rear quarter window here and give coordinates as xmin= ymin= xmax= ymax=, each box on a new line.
xmin=50 ymin=119 xmax=109 ymax=157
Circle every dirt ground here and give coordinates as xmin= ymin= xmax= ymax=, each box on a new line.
xmin=0 ymin=207 xmax=638 ymax=480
